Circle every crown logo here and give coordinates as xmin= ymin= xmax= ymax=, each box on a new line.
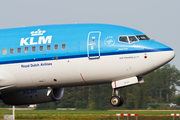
xmin=31 ymin=29 xmax=46 ymax=36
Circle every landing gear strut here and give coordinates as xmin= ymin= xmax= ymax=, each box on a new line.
xmin=110 ymin=88 xmax=123 ymax=107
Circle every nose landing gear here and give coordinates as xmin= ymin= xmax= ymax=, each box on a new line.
xmin=110 ymin=77 xmax=141 ymax=107
xmin=110 ymin=88 xmax=123 ymax=107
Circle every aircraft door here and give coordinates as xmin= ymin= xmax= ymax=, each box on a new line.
xmin=87 ymin=31 xmax=101 ymax=59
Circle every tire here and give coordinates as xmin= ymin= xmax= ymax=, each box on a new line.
xmin=118 ymin=96 xmax=124 ymax=106
xmin=110 ymin=96 xmax=121 ymax=107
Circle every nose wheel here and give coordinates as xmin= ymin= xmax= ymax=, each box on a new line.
xmin=110 ymin=88 xmax=123 ymax=107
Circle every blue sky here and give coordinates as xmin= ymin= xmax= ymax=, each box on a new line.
xmin=0 ymin=0 xmax=180 ymax=69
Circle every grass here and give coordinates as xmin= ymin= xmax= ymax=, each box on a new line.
xmin=0 ymin=109 xmax=180 ymax=120
xmin=0 ymin=109 xmax=179 ymax=115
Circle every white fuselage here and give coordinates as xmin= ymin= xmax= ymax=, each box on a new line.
xmin=0 ymin=50 xmax=174 ymax=92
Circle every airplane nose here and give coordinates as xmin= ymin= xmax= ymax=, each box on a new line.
xmin=152 ymin=41 xmax=175 ymax=68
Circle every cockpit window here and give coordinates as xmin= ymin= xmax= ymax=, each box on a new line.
xmin=119 ymin=36 xmax=128 ymax=43
xmin=129 ymin=36 xmax=138 ymax=43
xmin=136 ymin=35 xmax=150 ymax=40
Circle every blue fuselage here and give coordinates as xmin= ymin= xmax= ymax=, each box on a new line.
xmin=0 ymin=23 xmax=172 ymax=64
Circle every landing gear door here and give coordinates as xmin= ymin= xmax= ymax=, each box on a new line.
xmin=87 ymin=31 xmax=101 ymax=59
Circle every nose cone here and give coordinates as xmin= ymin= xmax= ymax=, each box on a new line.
xmin=152 ymin=41 xmax=175 ymax=68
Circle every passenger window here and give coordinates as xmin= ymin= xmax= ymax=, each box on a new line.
xmin=25 ymin=47 xmax=28 ymax=53
xmin=32 ymin=46 xmax=36 ymax=52
xmin=129 ymin=36 xmax=138 ymax=43
xmin=62 ymin=43 xmax=66 ymax=49
xmin=119 ymin=36 xmax=128 ymax=43
xmin=3 ymin=49 xmax=7 ymax=55
xmin=39 ymin=45 xmax=43 ymax=51
xmin=17 ymin=47 xmax=21 ymax=53
xmin=47 ymin=45 xmax=51 ymax=51
xmin=10 ymin=48 xmax=14 ymax=54
xmin=54 ymin=44 xmax=58 ymax=50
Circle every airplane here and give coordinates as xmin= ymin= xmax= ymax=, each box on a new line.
xmin=0 ymin=23 xmax=174 ymax=107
